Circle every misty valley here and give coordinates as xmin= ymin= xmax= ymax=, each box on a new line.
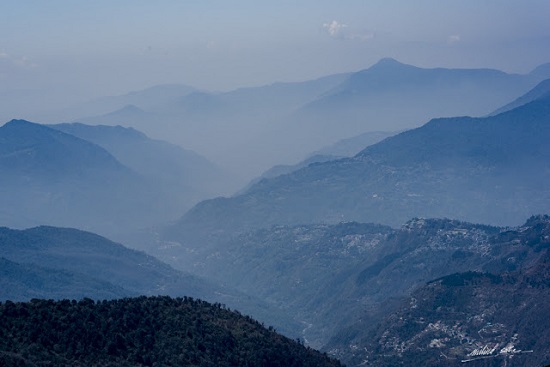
xmin=1 ymin=59 xmax=550 ymax=367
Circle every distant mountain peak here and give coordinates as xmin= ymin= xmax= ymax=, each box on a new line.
xmin=3 ymin=119 xmax=35 ymax=127
xmin=348 ymin=57 xmax=423 ymax=83
xmin=366 ymin=57 xmax=411 ymax=71
xmin=1 ymin=119 xmax=58 ymax=135
xmin=365 ymin=57 xmax=420 ymax=72
xmin=374 ymin=57 xmax=403 ymax=66
xmin=6 ymin=118 xmax=28 ymax=124
xmin=88 ymin=103 xmax=153 ymax=122
xmin=118 ymin=104 xmax=145 ymax=113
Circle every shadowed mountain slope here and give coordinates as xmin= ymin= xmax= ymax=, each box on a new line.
xmin=0 ymin=119 xmax=232 ymax=238
xmin=0 ymin=119 xmax=124 ymax=177
xmin=0 ymin=225 xmax=221 ymax=301
xmin=0 ymin=257 xmax=129 ymax=301
xmin=0 ymin=119 xmax=155 ymax=234
xmin=50 ymin=122 xmax=236 ymax=200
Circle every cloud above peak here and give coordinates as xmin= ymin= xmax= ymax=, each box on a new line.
xmin=323 ymin=20 xmax=374 ymax=41
xmin=447 ymin=34 xmax=461 ymax=44
xmin=323 ymin=20 xmax=348 ymax=37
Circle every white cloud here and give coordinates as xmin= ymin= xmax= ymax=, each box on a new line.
xmin=14 ymin=56 xmax=38 ymax=69
xmin=447 ymin=35 xmax=461 ymax=44
xmin=0 ymin=51 xmax=37 ymax=68
xmin=323 ymin=20 xmax=374 ymax=41
xmin=323 ymin=20 xmax=348 ymax=37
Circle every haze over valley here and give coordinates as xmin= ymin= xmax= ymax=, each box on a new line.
xmin=1 ymin=1 xmax=550 ymax=366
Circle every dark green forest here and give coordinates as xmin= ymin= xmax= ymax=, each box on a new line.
xmin=0 ymin=296 xmax=343 ymax=367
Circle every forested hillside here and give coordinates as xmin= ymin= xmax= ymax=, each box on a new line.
xmin=0 ymin=296 xmax=343 ymax=367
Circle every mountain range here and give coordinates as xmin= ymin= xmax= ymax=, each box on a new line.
xmin=3 ymin=214 xmax=548 ymax=366
xmin=2 ymin=59 xmax=550 ymax=366
xmin=37 ymin=58 xmax=550 ymax=182
xmin=281 ymin=58 xmax=547 ymax=153
xmin=164 ymin=80 xmax=550 ymax=254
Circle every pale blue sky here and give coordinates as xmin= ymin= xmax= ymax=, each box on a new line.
xmin=1 ymin=0 xmax=549 ymax=100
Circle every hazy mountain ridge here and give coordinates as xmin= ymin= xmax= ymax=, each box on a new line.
xmin=51 ymin=59 xmax=550 ymax=182
xmin=0 ymin=119 xmax=236 ymax=238
xmin=272 ymin=58 xmax=550 ymax=164
xmin=238 ymin=154 xmax=340 ymax=195
xmin=0 ymin=119 xmax=160 ymax=234
xmin=49 ymin=84 xmax=199 ymax=122
xmin=529 ymin=62 xmax=550 ymax=78
xmin=75 ymin=72 xmax=352 ymax=179
xmin=311 ymin=130 xmax=399 ymax=158
xmin=0 ymin=119 xmax=125 ymax=177
xmin=355 ymin=93 xmax=550 ymax=167
xmin=239 ymin=130 xmax=399 ymax=194
xmin=50 ymin=122 xmax=237 ymax=199
xmin=0 ymin=257 xmax=129 ymax=301
xmin=165 ymin=89 xmax=550 ymax=252
xmin=490 ymin=77 xmax=550 ymax=115
xmin=0 ymin=225 xmax=210 ymax=299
